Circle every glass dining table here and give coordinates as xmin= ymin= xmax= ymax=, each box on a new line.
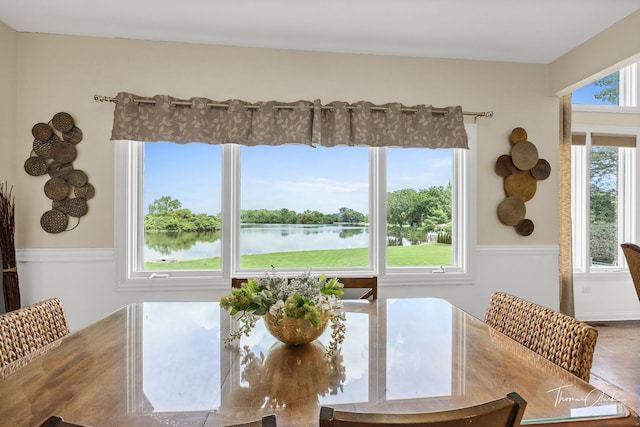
xmin=0 ymin=298 xmax=637 ymax=427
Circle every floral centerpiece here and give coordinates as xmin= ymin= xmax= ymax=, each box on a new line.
xmin=220 ymin=271 xmax=346 ymax=356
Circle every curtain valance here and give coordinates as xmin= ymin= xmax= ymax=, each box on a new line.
xmin=110 ymin=92 xmax=468 ymax=149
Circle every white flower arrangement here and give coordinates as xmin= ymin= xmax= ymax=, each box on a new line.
xmin=220 ymin=271 xmax=346 ymax=356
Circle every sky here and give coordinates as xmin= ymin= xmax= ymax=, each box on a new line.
xmin=571 ymin=78 xmax=618 ymax=105
xmin=144 ymin=142 xmax=452 ymax=216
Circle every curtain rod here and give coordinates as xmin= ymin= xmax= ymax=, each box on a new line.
xmin=93 ymin=94 xmax=493 ymax=119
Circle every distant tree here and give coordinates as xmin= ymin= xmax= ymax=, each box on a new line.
xmin=387 ymin=189 xmax=417 ymax=230
xmin=145 ymin=197 xmax=220 ymax=232
xmin=338 ymin=207 xmax=366 ymax=224
xmin=148 ymin=196 xmax=181 ymax=215
xmin=590 ymin=147 xmax=617 ymax=225
xmin=593 ymin=72 xmax=619 ymax=105
xmin=589 ymin=147 xmax=618 ymax=264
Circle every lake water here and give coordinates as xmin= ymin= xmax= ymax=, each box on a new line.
xmin=144 ymin=224 xmax=369 ymax=262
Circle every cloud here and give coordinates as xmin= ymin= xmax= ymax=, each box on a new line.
xmin=243 ymin=176 xmax=369 ymax=213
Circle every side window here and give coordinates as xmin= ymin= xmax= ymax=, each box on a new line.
xmin=144 ymin=142 xmax=222 ymax=271
xmin=572 ymin=63 xmax=638 ymax=111
xmin=571 ymin=128 xmax=638 ymax=272
xmin=386 ymin=148 xmax=453 ymax=268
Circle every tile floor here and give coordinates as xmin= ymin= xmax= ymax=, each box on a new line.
xmin=589 ymin=320 xmax=640 ymax=414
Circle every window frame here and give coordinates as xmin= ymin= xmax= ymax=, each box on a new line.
xmin=114 ymin=125 xmax=476 ymax=290
xmin=572 ymin=62 xmax=639 ymax=114
xmin=571 ymin=125 xmax=639 ymax=275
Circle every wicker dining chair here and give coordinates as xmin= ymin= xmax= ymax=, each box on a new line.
xmin=484 ymin=292 xmax=597 ymax=382
xmin=0 ymin=298 xmax=70 ymax=368
xmin=319 ymin=392 xmax=526 ymax=427
xmin=621 ymin=243 xmax=640 ymax=301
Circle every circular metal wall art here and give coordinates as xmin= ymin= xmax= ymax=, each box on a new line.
xmin=497 ymin=196 xmax=526 ymax=226
xmin=515 ymin=219 xmax=535 ymax=236
xmin=47 ymin=161 xmax=73 ymax=178
xmin=24 ymin=112 xmax=94 ymax=233
xmin=64 ymin=127 xmax=83 ymax=145
xmin=74 ymin=183 xmax=95 ymax=200
xmin=62 ymin=198 xmax=88 ymax=218
xmin=495 ymin=154 xmax=516 ymax=177
xmin=495 ymin=127 xmax=550 ymax=236
xmin=44 ymin=177 xmax=70 ymax=201
xmin=50 ymin=140 xmax=77 ymax=164
xmin=510 ymin=140 xmax=539 ymax=170
xmin=504 ymin=169 xmax=537 ymax=202
xmin=509 ymin=127 xmax=528 ymax=144
xmin=24 ymin=156 xmax=48 ymax=176
xmin=530 ymin=159 xmax=551 ymax=180
xmin=66 ymin=169 xmax=88 ymax=187
xmin=40 ymin=209 xmax=69 ymax=234
xmin=33 ymin=135 xmax=58 ymax=159
xmin=32 ymin=122 xmax=53 ymax=141
xmin=52 ymin=112 xmax=75 ymax=133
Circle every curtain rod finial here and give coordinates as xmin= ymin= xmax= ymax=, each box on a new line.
xmin=94 ymin=94 xmax=117 ymax=103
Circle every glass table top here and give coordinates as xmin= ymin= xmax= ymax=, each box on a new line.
xmin=0 ymin=298 xmax=634 ymax=427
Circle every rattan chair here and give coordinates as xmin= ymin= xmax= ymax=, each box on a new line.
xmin=621 ymin=243 xmax=640 ymax=301
xmin=0 ymin=298 xmax=70 ymax=368
xmin=319 ymin=392 xmax=526 ymax=427
xmin=484 ymin=292 xmax=597 ymax=382
xmin=231 ymin=277 xmax=377 ymax=300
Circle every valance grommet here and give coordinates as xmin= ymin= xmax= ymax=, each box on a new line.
xmin=108 ymin=91 xmax=471 ymax=149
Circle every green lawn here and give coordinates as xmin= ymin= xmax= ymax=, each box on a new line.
xmin=144 ymin=243 xmax=451 ymax=270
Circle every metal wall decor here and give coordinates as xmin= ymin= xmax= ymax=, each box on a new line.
xmin=24 ymin=112 xmax=94 ymax=233
xmin=495 ymin=127 xmax=550 ymax=236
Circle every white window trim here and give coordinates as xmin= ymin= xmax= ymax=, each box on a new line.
xmin=114 ymin=124 xmax=477 ymax=290
xmin=572 ymin=125 xmax=639 ymax=276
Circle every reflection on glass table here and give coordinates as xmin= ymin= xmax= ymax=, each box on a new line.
xmin=0 ymin=298 xmax=636 ymax=427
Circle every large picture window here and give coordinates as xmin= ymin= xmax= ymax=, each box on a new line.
xmin=114 ymin=125 xmax=476 ymax=288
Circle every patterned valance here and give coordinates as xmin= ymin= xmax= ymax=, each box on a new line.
xmin=110 ymin=92 xmax=468 ymax=149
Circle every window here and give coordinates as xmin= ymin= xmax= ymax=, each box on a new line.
xmin=239 ymin=144 xmax=369 ymax=270
xmin=571 ymin=126 xmax=639 ymax=273
xmin=386 ymin=148 xmax=454 ymax=268
xmin=572 ymin=62 xmax=638 ymax=112
xmin=143 ymin=142 xmax=222 ymax=269
xmin=115 ymin=125 xmax=476 ymax=288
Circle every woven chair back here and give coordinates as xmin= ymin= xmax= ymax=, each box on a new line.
xmin=621 ymin=243 xmax=640 ymax=301
xmin=484 ymin=292 xmax=597 ymax=382
xmin=0 ymin=298 xmax=70 ymax=367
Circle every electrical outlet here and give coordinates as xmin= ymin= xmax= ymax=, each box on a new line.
xmin=582 ymin=286 xmax=592 ymax=293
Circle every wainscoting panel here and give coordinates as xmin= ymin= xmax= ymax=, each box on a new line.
xmin=13 ymin=246 xmax=588 ymax=331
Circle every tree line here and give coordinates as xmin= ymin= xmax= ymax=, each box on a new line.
xmin=241 ymin=207 xmax=365 ymax=225
xmin=144 ymin=183 xmax=452 ymax=233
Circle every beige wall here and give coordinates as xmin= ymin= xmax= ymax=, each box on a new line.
xmin=550 ymin=9 xmax=640 ymax=95
xmin=4 ymin=25 xmax=639 ymax=327
xmin=11 ymin=33 xmax=559 ymax=249
xmin=0 ymin=20 xmax=17 ymax=186
xmin=573 ymin=111 xmax=640 ymax=128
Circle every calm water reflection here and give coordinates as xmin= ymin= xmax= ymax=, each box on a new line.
xmin=144 ymin=223 xmax=368 ymax=261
